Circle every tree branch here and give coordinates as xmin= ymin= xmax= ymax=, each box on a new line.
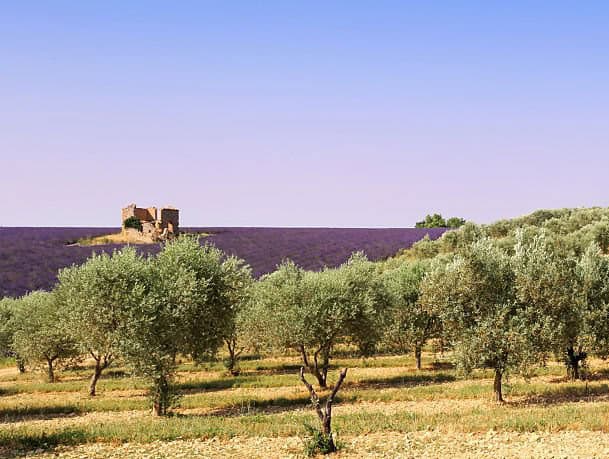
xmin=325 ymin=368 xmax=348 ymax=420
xmin=299 ymin=366 xmax=324 ymax=422
xmin=300 ymin=345 xmax=310 ymax=368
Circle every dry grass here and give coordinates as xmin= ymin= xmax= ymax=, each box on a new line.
xmin=16 ymin=431 xmax=609 ymax=458
xmin=74 ymin=232 xmax=155 ymax=246
xmin=2 ymin=352 xmax=609 ymax=457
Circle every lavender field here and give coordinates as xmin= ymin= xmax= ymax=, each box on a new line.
xmin=0 ymin=227 xmax=446 ymax=298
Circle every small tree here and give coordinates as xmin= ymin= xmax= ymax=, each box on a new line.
xmin=416 ymin=213 xmax=447 ymax=228
xmin=218 ymin=265 xmax=254 ymax=376
xmin=223 ymin=294 xmax=256 ymax=376
xmin=255 ymin=253 xmax=386 ymax=388
xmin=421 ymin=239 xmax=539 ymax=402
xmin=300 ymin=367 xmax=348 ymax=455
xmin=0 ymin=297 xmax=26 ymax=373
xmin=118 ymin=236 xmax=251 ymax=415
xmin=382 ymin=261 xmax=438 ymax=369
xmin=55 ymin=247 xmax=149 ymax=396
xmin=12 ymin=292 xmax=79 ymax=382
xmin=415 ymin=214 xmax=466 ymax=228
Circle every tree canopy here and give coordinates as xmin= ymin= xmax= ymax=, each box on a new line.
xmin=117 ymin=236 xmax=251 ymax=415
xmin=55 ymin=247 xmax=150 ymax=395
xmin=382 ymin=260 xmax=438 ymax=369
xmin=415 ymin=213 xmax=465 ymax=228
xmin=253 ymin=253 xmax=387 ymax=388
xmin=420 ymin=239 xmax=540 ymax=401
xmin=12 ymin=291 xmax=79 ymax=382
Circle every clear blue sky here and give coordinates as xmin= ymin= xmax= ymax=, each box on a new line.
xmin=2 ymin=1 xmax=608 ymax=227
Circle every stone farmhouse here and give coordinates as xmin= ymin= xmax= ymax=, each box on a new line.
xmin=121 ymin=204 xmax=179 ymax=242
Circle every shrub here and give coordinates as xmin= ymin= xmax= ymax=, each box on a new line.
xmin=302 ymin=423 xmax=340 ymax=456
xmin=123 ymin=216 xmax=143 ymax=232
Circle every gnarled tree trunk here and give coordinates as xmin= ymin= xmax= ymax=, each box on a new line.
xmin=89 ymin=353 xmax=112 ymax=396
xmin=566 ymin=346 xmax=587 ymax=381
xmin=89 ymin=362 xmax=103 ymax=396
xmin=300 ymin=345 xmax=330 ymax=388
xmin=299 ymin=367 xmax=348 ymax=453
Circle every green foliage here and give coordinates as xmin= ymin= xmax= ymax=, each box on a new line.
xmin=302 ymin=422 xmax=341 ymax=456
xmin=446 ymin=216 xmax=466 ymax=228
xmin=420 ymin=239 xmax=540 ymax=401
xmin=253 ymin=253 xmax=388 ymax=387
xmin=512 ymin=230 xmax=589 ymax=379
xmin=577 ymin=244 xmax=609 ymax=360
xmin=415 ymin=213 xmax=446 ymax=228
xmin=223 ymin=285 xmax=258 ymax=375
xmin=405 ymin=207 xmax=609 ymax=263
xmin=410 ymin=235 xmax=440 ymax=259
xmin=415 ymin=213 xmax=465 ymax=228
xmin=0 ymin=297 xmax=19 ymax=358
xmin=118 ymin=235 xmax=251 ymax=415
xmin=11 ymin=292 xmax=79 ymax=382
xmin=382 ymin=260 xmax=438 ymax=368
xmin=55 ymin=247 xmax=149 ymax=394
xmin=123 ymin=216 xmax=143 ymax=231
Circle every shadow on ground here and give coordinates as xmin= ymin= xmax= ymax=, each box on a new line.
xmin=0 ymin=428 xmax=88 ymax=458
xmin=512 ymin=383 xmax=609 ymax=406
xmin=349 ymin=372 xmax=456 ymax=390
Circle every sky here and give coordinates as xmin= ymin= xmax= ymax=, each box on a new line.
xmin=1 ymin=1 xmax=609 ymax=227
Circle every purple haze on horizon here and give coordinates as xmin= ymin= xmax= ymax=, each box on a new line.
xmin=1 ymin=2 xmax=609 ymax=227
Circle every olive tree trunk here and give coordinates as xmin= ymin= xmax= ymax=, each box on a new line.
xmin=89 ymin=353 xmax=112 ymax=396
xmin=300 ymin=345 xmax=330 ymax=388
xmin=152 ymin=373 xmax=171 ymax=416
xmin=566 ymin=346 xmax=587 ymax=381
xmin=493 ymin=368 xmax=503 ymax=403
xmin=46 ymin=357 xmax=56 ymax=383
xmin=414 ymin=344 xmax=422 ymax=370
xmin=16 ymin=356 xmax=26 ymax=373
xmin=225 ymin=338 xmax=243 ymax=376
xmin=299 ymin=367 xmax=348 ymax=453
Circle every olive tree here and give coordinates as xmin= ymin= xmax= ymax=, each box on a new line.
xmin=254 ymin=253 xmax=387 ymax=388
xmin=0 ymin=297 xmax=26 ymax=373
xmin=382 ymin=261 xmax=438 ymax=369
xmin=420 ymin=239 xmax=539 ymax=402
xmin=578 ymin=243 xmax=609 ymax=361
xmin=223 ymin=291 xmax=257 ymax=375
xmin=55 ymin=247 xmax=149 ymax=396
xmin=12 ymin=292 xmax=79 ymax=382
xmin=513 ymin=231 xmax=588 ymax=379
xmin=118 ymin=236 xmax=251 ymax=415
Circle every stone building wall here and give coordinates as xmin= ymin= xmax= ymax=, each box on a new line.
xmin=159 ymin=208 xmax=180 ymax=235
xmin=121 ymin=204 xmax=180 ymax=238
xmin=121 ymin=204 xmax=158 ymax=223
